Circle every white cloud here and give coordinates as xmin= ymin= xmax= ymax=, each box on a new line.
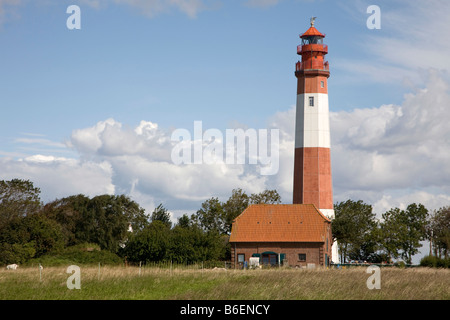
xmin=2 ymin=69 xmax=449 ymax=218
xmin=373 ymin=192 xmax=450 ymax=216
xmin=3 ymin=70 xmax=449 ymax=216
xmin=376 ymin=0 xmax=450 ymax=71
xmin=68 ymin=118 xmax=271 ymax=213
xmin=330 ymin=69 xmax=450 ymax=213
xmin=0 ymin=156 xmax=114 ymax=202
xmin=112 ymin=0 xmax=207 ymax=18
xmin=69 ymin=118 xmax=118 ymax=155
xmin=264 ymin=105 xmax=295 ymax=201
xmin=336 ymin=0 xmax=450 ymax=85
xmin=250 ymin=70 xmax=450 ymax=214
xmin=14 ymin=138 xmax=66 ymax=149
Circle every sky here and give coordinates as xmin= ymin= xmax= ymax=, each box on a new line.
xmin=1 ymin=0 xmax=450 ymax=262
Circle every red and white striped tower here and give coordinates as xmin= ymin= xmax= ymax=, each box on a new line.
xmin=293 ymin=18 xmax=338 ymax=263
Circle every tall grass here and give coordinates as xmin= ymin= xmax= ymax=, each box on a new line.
xmin=0 ymin=265 xmax=448 ymax=300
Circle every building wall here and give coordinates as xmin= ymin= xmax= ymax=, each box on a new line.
xmin=230 ymin=241 xmax=331 ymax=268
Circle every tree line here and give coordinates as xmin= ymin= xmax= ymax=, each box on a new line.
xmin=332 ymin=199 xmax=450 ymax=266
xmin=1 ymin=179 xmax=448 ymax=267
xmin=0 ymin=179 xmax=280 ymax=265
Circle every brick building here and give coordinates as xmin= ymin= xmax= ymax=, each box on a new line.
xmin=229 ymin=204 xmax=332 ymax=268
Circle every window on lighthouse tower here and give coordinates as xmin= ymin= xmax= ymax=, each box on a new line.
xmin=302 ymin=36 xmax=323 ymax=45
xmin=309 ymin=96 xmax=314 ymax=107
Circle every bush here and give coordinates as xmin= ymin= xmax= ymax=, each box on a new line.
xmin=0 ymin=242 xmax=36 ymax=264
xmin=26 ymin=243 xmax=123 ymax=266
xmin=420 ymin=255 xmax=449 ymax=268
xmin=436 ymin=257 xmax=450 ymax=268
xmin=394 ymin=261 xmax=406 ymax=268
xmin=0 ymin=214 xmax=65 ymax=264
xmin=420 ymin=255 xmax=438 ymax=267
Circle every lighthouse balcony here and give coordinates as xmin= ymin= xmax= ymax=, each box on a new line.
xmin=297 ymin=44 xmax=328 ymax=55
xmin=296 ymin=61 xmax=329 ymax=72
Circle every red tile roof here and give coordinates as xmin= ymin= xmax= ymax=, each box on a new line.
xmin=300 ymin=26 xmax=325 ymax=38
xmin=229 ymin=204 xmax=331 ymax=243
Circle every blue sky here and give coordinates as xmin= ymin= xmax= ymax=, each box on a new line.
xmin=1 ymin=0 xmax=405 ymax=145
xmin=1 ymin=0 xmax=450 ymax=255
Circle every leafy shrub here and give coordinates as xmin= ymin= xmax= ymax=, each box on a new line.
xmin=0 ymin=242 xmax=36 ymax=264
xmin=420 ymin=255 xmax=449 ymax=268
xmin=26 ymin=243 xmax=123 ymax=266
xmin=436 ymin=257 xmax=450 ymax=268
xmin=420 ymin=255 xmax=438 ymax=267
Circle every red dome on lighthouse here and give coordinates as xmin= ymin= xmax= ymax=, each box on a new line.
xmin=300 ymin=17 xmax=325 ymax=38
xmin=300 ymin=27 xmax=325 ymax=38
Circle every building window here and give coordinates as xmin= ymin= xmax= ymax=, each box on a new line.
xmin=237 ymin=254 xmax=245 ymax=263
xmin=320 ymin=81 xmax=324 ymax=88
xmin=309 ymin=96 xmax=314 ymax=107
xmin=298 ymin=253 xmax=306 ymax=262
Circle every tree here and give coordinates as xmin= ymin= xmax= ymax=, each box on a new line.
xmin=191 ymin=197 xmax=226 ymax=234
xmin=0 ymin=179 xmax=41 ymax=229
xmin=83 ymin=194 xmax=149 ymax=253
xmin=151 ymin=204 xmax=172 ymax=228
xmin=123 ymin=220 xmax=170 ymax=263
xmin=332 ymin=200 xmax=377 ymax=263
xmin=0 ymin=242 xmax=36 ymax=265
xmin=0 ymin=214 xmax=65 ymax=264
xmin=249 ymin=189 xmax=281 ymax=204
xmin=42 ymin=194 xmax=149 ymax=253
xmin=380 ymin=207 xmax=404 ymax=262
xmin=176 ymin=214 xmax=191 ymax=229
xmin=401 ymin=203 xmax=429 ymax=264
xmin=168 ymin=224 xmax=198 ymax=263
xmin=427 ymin=207 xmax=450 ymax=258
xmin=222 ymin=188 xmax=249 ymax=234
xmin=41 ymin=194 xmax=90 ymax=246
xmin=430 ymin=206 xmax=450 ymax=258
xmin=167 ymin=223 xmax=226 ymax=263
xmin=380 ymin=203 xmax=428 ymax=264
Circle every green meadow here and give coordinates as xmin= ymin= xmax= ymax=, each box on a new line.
xmin=0 ymin=266 xmax=448 ymax=300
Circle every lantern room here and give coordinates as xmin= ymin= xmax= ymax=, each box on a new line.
xmin=296 ymin=17 xmax=329 ymax=72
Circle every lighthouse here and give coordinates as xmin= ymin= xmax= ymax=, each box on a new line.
xmin=293 ymin=18 xmax=338 ymax=263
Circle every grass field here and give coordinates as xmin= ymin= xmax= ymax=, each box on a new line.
xmin=0 ymin=265 xmax=448 ymax=300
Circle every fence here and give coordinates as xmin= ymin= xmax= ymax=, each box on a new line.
xmin=295 ymin=60 xmax=329 ymax=72
xmin=333 ymin=263 xmax=420 ymax=269
xmin=297 ymin=44 xmax=328 ymax=55
xmin=124 ymin=260 xmax=232 ymax=270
